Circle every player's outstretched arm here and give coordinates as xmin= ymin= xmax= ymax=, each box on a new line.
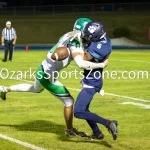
xmin=68 ymin=38 xmax=108 ymax=70
xmin=71 ymin=50 xmax=108 ymax=70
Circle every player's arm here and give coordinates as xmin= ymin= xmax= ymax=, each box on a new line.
xmin=72 ymin=51 xmax=108 ymax=69
xmin=68 ymin=40 xmax=108 ymax=69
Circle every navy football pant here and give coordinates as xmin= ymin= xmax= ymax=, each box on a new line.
xmin=74 ymin=87 xmax=109 ymax=135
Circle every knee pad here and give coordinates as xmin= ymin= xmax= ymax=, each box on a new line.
xmin=33 ymin=87 xmax=44 ymax=93
xmin=57 ymin=96 xmax=74 ymax=107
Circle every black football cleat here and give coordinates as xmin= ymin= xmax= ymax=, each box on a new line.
xmin=65 ymin=128 xmax=87 ymax=137
xmin=107 ymin=120 xmax=118 ymax=140
xmin=88 ymin=133 xmax=104 ymax=140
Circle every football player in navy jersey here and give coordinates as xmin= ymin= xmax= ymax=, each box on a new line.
xmin=74 ymin=21 xmax=118 ymax=140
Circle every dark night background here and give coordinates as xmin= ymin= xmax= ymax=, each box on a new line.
xmin=0 ymin=0 xmax=146 ymax=7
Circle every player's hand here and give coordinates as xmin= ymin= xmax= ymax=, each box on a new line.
xmin=104 ymin=59 xmax=109 ymax=68
xmin=68 ymin=31 xmax=81 ymax=41
xmin=1 ymin=43 xmax=4 ymax=46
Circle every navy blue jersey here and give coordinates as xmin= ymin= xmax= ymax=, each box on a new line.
xmin=83 ymin=36 xmax=112 ymax=87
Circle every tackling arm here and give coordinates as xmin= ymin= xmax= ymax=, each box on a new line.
xmin=70 ymin=46 xmax=108 ymax=70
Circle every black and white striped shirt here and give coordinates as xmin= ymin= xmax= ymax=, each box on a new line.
xmin=2 ymin=27 xmax=16 ymax=41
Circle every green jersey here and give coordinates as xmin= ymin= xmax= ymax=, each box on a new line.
xmin=42 ymin=32 xmax=84 ymax=74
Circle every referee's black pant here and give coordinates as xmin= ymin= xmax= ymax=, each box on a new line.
xmin=4 ymin=40 xmax=14 ymax=61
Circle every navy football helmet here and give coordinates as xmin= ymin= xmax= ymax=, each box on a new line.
xmin=81 ymin=21 xmax=106 ymax=42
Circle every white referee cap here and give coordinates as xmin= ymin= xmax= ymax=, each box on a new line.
xmin=6 ymin=21 xmax=11 ymax=25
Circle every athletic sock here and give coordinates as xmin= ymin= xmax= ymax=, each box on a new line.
xmin=10 ymin=84 xmax=35 ymax=92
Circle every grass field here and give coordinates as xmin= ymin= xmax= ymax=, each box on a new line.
xmin=0 ymin=50 xmax=150 ymax=150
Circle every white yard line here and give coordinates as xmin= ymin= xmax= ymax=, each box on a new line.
xmin=9 ymin=78 xmax=150 ymax=103
xmin=66 ymin=87 xmax=150 ymax=103
xmin=0 ymin=134 xmax=47 ymax=150
xmin=111 ymin=59 xmax=150 ymax=64
xmin=0 ymin=78 xmax=149 ymax=148
xmin=104 ymin=93 xmax=150 ymax=103
xmin=121 ymin=102 xmax=150 ymax=109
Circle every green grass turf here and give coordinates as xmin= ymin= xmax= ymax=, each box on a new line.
xmin=0 ymin=50 xmax=150 ymax=150
xmin=0 ymin=13 xmax=150 ymax=44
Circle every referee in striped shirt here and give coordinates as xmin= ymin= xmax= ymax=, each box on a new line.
xmin=1 ymin=21 xmax=17 ymax=62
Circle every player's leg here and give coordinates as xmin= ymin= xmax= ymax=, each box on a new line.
xmin=36 ymin=64 xmax=74 ymax=130
xmin=82 ymin=99 xmax=102 ymax=137
xmin=0 ymin=79 xmax=44 ymax=100
xmin=37 ymin=68 xmax=86 ymax=136
xmin=74 ymin=88 xmax=105 ymax=139
xmin=86 ymin=107 xmax=104 ymax=140
xmin=0 ymin=63 xmax=45 ymax=100
xmin=50 ymin=81 xmax=86 ymax=137
xmin=51 ymin=81 xmax=74 ymax=130
xmin=74 ymin=87 xmax=118 ymax=140
xmin=38 ymin=74 xmax=74 ymax=130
